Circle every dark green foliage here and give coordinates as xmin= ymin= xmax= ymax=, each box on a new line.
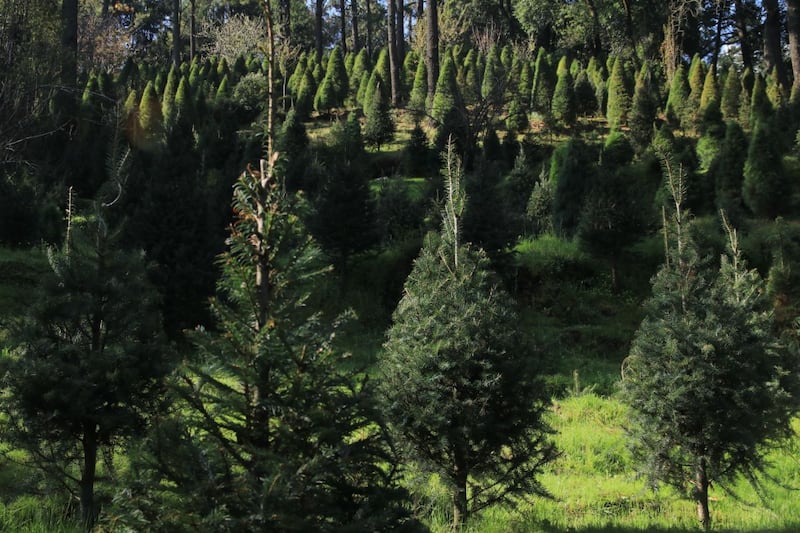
xmin=552 ymin=137 xmax=597 ymax=237
xmin=687 ymin=54 xmax=706 ymax=126
xmin=605 ymin=58 xmax=630 ymax=130
xmin=402 ymin=121 xmax=433 ymax=174
xmin=743 ymin=118 xmax=789 ymax=218
xmin=527 ymin=169 xmax=555 ymax=236
xmin=574 ymin=69 xmax=596 ymax=116
xmin=288 ymin=53 xmax=308 ymax=95
xmin=482 ymin=128 xmax=501 ymax=161
xmin=129 ymin=164 xmax=416 ymax=531
xmin=309 ymin=117 xmax=377 ymax=270
xmin=518 ymin=61 xmax=534 ymax=109
xmin=350 ymin=48 xmax=371 ymax=96
xmin=364 ymin=78 xmax=395 ymax=150
xmin=501 ymin=148 xmax=538 ymax=237
xmin=665 ymin=64 xmax=689 ymax=129
xmin=1 ymin=206 xmax=170 ymax=527
xmin=720 ymin=67 xmax=740 ymax=121
xmin=749 ymin=74 xmax=772 ymax=126
xmin=578 ymin=132 xmax=645 ymax=293
xmin=506 ymin=94 xmax=528 ymax=133
xmin=698 ymin=67 xmax=721 ymax=131
xmin=622 ymin=174 xmax=800 ymax=529
xmin=277 ymin=109 xmax=310 ymax=191
xmin=160 ymin=65 xmax=179 ymax=129
xmin=551 ymin=58 xmax=576 ymax=127
xmin=711 ymin=121 xmax=748 ymax=220
xmin=380 ymin=144 xmax=557 ymax=529
xmin=374 ymin=177 xmax=427 ymax=243
xmin=629 ymin=62 xmax=658 ymax=153
xmin=738 ymin=67 xmax=755 ymax=129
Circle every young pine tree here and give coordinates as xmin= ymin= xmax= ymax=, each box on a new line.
xmin=629 ymin=62 xmax=658 ymax=153
xmin=551 ymin=57 xmax=576 ymax=128
xmin=408 ymin=55 xmax=428 ymax=113
xmin=380 ymin=141 xmax=558 ymax=531
xmin=364 ymin=78 xmax=396 ymax=150
xmin=665 ymin=64 xmax=690 ymax=129
xmin=605 ymin=58 xmax=631 ymax=130
xmin=720 ymin=67 xmax=741 ymax=121
xmin=622 ymin=162 xmax=800 ymax=530
xmin=742 ymin=118 xmax=789 ymax=218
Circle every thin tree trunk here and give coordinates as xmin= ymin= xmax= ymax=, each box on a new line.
xmin=733 ymin=0 xmax=754 ymax=71
xmin=695 ymin=457 xmax=711 ymax=531
xmin=620 ymin=0 xmax=636 ymax=55
xmin=61 ymin=0 xmax=78 ymax=88
xmin=339 ymin=0 xmax=348 ymax=54
xmin=281 ymin=0 xmax=291 ymax=38
xmin=190 ymin=0 xmax=196 ymax=62
xmin=172 ymin=0 xmax=181 ymax=67
xmin=351 ymin=0 xmax=360 ymax=51
xmin=787 ymin=0 xmax=800 ymax=89
xmin=763 ymin=0 xmax=788 ymax=88
xmin=396 ymin=0 xmax=405 ymax=63
xmin=417 ymin=0 xmax=423 ymax=17
xmin=315 ymin=0 xmax=324 ymax=62
xmin=584 ymin=0 xmax=603 ymax=56
xmin=452 ymin=455 xmax=468 ymax=531
xmin=80 ymin=424 xmax=98 ymax=528
xmin=387 ymin=0 xmax=400 ymax=105
xmin=711 ymin=0 xmax=727 ymax=72
xmin=426 ymin=0 xmax=439 ymax=109
xmin=366 ymin=0 xmax=373 ymax=58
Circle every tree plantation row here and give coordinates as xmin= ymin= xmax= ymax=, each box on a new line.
xmin=3 ymin=1 xmax=800 ymax=532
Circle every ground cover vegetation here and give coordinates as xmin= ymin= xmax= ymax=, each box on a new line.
xmin=2 ymin=0 xmax=800 ymax=531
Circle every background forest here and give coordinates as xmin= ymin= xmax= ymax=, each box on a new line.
xmin=2 ymin=0 xmax=800 ymax=531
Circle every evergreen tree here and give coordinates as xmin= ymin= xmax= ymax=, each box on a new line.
xmin=136 ymin=161 xmax=416 ymax=530
xmin=531 ymin=48 xmax=553 ymax=114
xmin=481 ymin=45 xmax=503 ymax=104
xmin=749 ymin=74 xmax=773 ymax=126
xmin=720 ymin=67 xmax=741 ymax=121
xmin=699 ymin=67 xmax=720 ymax=126
xmin=605 ymin=58 xmax=631 ymax=129
xmin=315 ymin=45 xmax=349 ymax=111
xmin=431 ymin=54 xmax=462 ymax=125
xmin=551 ymin=57 xmax=576 ymax=127
xmin=161 ymin=65 xmax=179 ymax=129
xmin=738 ymin=67 xmax=755 ymax=129
xmin=622 ymin=167 xmax=800 ymax=530
xmin=710 ymin=121 xmax=748 ymax=220
xmin=380 ymin=142 xmax=558 ymax=530
xmin=629 ymin=62 xmax=658 ymax=153
xmin=364 ymin=78 xmax=396 ymax=150
xmin=665 ymin=64 xmax=689 ymax=129
xmin=350 ymin=48 xmax=371 ymax=96
xmin=138 ymin=80 xmax=163 ymax=148
xmin=1 ymin=204 xmax=170 ymax=528
xmin=408 ymin=55 xmax=428 ymax=113
xmin=518 ymin=61 xmax=534 ymax=109
xmin=276 ymin=108 xmax=310 ymax=192
xmin=742 ymin=118 xmax=789 ymax=217
xmin=295 ymin=68 xmax=316 ymax=119
xmin=552 ymin=137 xmax=597 ymax=237
xmin=506 ymin=94 xmax=528 ymax=133
xmin=687 ymin=54 xmax=706 ymax=125
xmin=574 ymin=69 xmax=597 ymax=116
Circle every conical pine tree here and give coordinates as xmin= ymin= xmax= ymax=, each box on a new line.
xmin=551 ymin=57 xmax=576 ymax=127
xmin=605 ymin=58 xmax=631 ymax=129
xmin=720 ymin=67 xmax=741 ymax=121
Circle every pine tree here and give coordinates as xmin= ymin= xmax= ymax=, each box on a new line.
xmin=699 ymin=67 xmax=720 ymax=125
xmin=481 ymin=45 xmax=503 ymax=104
xmin=574 ymin=69 xmax=597 ymax=116
xmin=743 ymin=118 xmax=789 ymax=217
xmin=364 ymin=78 xmax=395 ymax=150
xmin=551 ymin=57 xmax=576 ymax=127
xmin=138 ymin=80 xmax=163 ymax=148
xmin=605 ymin=58 xmax=631 ymax=129
xmin=277 ymin=108 xmax=310 ymax=191
xmin=749 ymin=74 xmax=773 ymax=126
xmin=622 ymin=164 xmax=800 ymax=530
xmin=295 ymin=68 xmax=316 ymax=119
xmin=408 ymin=55 xmax=428 ymax=113
xmin=350 ymin=48 xmax=371 ymax=95
xmin=720 ymin=67 xmax=741 ymax=121
xmin=710 ymin=121 xmax=748 ymax=219
xmin=380 ymin=142 xmax=558 ymax=531
xmin=552 ymin=137 xmax=597 ymax=237
xmin=2 ymin=204 xmax=170 ymax=528
xmin=738 ymin=67 xmax=755 ymax=129
xmin=431 ymin=54 xmax=461 ymax=125
xmin=161 ymin=65 xmax=179 ymax=129
xmin=629 ymin=62 xmax=658 ymax=153
xmin=315 ymin=45 xmax=348 ymax=110
xmin=531 ymin=48 xmax=553 ymax=114
xmin=665 ymin=64 xmax=689 ymax=129
xmin=687 ymin=54 xmax=706 ymax=125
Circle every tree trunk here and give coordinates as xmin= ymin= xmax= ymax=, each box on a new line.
xmin=396 ymin=0 xmax=405 ymax=63
xmin=101 ymin=0 xmax=111 ymax=17
xmin=281 ymin=0 xmax=291 ymax=38
xmin=190 ymin=0 xmax=197 ymax=62
xmin=417 ymin=0 xmax=424 ymax=17
xmin=584 ymin=0 xmax=603 ymax=56
xmin=452 ymin=456 xmax=468 ymax=531
xmin=61 ymin=0 xmax=78 ymax=88
xmin=80 ymin=423 xmax=98 ymax=528
xmin=387 ymin=0 xmax=400 ymax=106
xmin=339 ymin=0 xmax=348 ymax=54
xmin=315 ymin=0 xmax=324 ymax=62
xmin=694 ymin=457 xmax=711 ymax=531
xmin=620 ymin=0 xmax=636 ymax=55
xmin=711 ymin=0 xmax=728 ymax=73
xmin=426 ymin=0 xmax=439 ymax=109
xmin=366 ymin=0 xmax=373 ymax=58
xmin=351 ymin=0 xmax=360 ymax=51
xmin=172 ymin=0 xmax=181 ymax=67
xmin=763 ymin=0 xmax=788 ymax=88
xmin=733 ymin=0 xmax=754 ymax=71
xmin=787 ymin=0 xmax=800 ymax=89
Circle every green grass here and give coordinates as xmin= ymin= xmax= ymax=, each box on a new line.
xmin=417 ymin=394 xmax=800 ymax=533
